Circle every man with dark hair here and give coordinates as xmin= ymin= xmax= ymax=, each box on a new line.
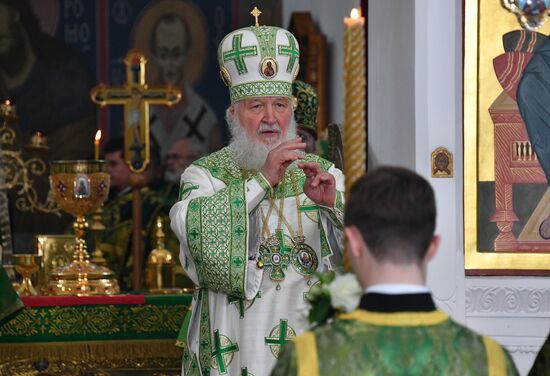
xmin=273 ymin=167 xmax=518 ymax=375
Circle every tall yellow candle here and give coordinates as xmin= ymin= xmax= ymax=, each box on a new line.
xmin=94 ymin=130 xmax=101 ymax=160
xmin=343 ymin=8 xmax=366 ymax=195
xmin=343 ymin=8 xmax=366 ymax=272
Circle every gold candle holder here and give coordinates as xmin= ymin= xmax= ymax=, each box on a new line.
xmin=46 ymin=160 xmax=119 ymax=295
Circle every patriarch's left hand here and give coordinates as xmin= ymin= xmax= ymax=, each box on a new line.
xmin=298 ymin=162 xmax=336 ymax=207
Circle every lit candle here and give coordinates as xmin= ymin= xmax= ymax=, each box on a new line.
xmin=343 ymin=8 xmax=366 ymax=194
xmin=0 ymin=99 xmax=15 ymax=116
xmin=94 ymin=130 xmax=101 ymax=160
xmin=343 ymin=8 xmax=366 ymax=272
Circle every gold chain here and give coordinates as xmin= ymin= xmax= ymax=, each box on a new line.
xmin=260 ymin=178 xmax=288 ymax=239
xmin=259 ymin=171 xmax=305 ymax=241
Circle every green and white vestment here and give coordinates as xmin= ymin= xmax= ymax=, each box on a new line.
xmin=169 ymin=147 xmax=344 ymax=376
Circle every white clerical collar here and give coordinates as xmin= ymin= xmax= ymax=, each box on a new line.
xmin=366 ymin=283 xmax=430 ymax=295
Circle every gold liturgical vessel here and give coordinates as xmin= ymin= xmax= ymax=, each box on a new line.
xmin=146 ymin=217 xmax=194 ymax=293
xmin=12 ymin=254 xmax=42 ymax=296
xmin=146 ymin=217 xmax=176 ymax=293
xmin=46 ymin=160 xmax=119 ymax=295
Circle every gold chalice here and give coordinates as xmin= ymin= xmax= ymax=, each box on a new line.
xmin=12 ymin=254 xmax=42 ymax=296
xmin=46 ymin=160 xmax=119 ymax=295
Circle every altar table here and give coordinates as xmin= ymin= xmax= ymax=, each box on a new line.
xmin=0 ymin=294 xmax=191 ymax=375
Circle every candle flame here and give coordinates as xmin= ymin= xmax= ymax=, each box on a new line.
xmin=4 ymin=100 xmax=10 ymax=105
xmin=95 ymin=129 xmax=102 ymax=141
xmin=351 ymin=8 xmax=359 ymax=19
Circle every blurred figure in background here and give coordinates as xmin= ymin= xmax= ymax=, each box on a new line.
xmin=293 ymin=80 xmax=319 ymax=154
xmin=164 ymin=137 xmax=207 ymax=184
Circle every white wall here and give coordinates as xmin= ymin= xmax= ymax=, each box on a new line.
xmin=368 ymin=0 xmax=415 ymax=170
xmin=414 ymin=0 xmax=465 ymax=325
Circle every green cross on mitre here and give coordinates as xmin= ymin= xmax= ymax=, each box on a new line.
xmin=223 ymin=33 xmax=258 ymax=75
xmin=212 ymin=330 xmax=239 ymax=374
xmin=278 ymin=32 xmax=299 ymax=73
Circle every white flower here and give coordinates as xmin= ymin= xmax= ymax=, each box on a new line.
xmin=328 ymin=273 xmax=362 ymax=312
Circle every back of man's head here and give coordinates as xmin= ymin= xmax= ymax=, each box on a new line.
xmin=344 ymin=166 xmax=436 ymax=265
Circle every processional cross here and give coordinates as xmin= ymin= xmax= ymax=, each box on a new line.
xmin=90 ymin=49 xmax=181 ymax=290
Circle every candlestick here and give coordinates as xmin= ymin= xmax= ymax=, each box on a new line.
xmin=343 ymin=8 xmax=366 ymax=194
xmin=94 ymin=130 xmax=101 ymax=160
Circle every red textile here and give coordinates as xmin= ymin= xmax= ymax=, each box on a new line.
xmin=21 ymin=294 xmax=146 ymax=307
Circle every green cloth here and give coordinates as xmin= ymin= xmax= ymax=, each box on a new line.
xmin=0 ymin=294 xmax=191 ymax=343
xmin=272 ymin=309 xmax=519 ymax=376
xmin=0 ymin=265 xmax=23 ymax=323
xmin=529 ymin=333 xmax=550 ymax=376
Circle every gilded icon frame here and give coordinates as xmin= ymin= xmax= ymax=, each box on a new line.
xmin=464 ymin=0 xmax=550 ymax=275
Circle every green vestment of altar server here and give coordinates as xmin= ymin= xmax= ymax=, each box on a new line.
xmin=272 ymin=293 xmax=518 ymax=376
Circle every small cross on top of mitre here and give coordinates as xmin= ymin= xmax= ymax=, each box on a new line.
xmin=250 ymin=7 xmax=262 ymax=26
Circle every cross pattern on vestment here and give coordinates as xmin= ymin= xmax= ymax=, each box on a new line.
xmin=228 ymin=295 xmax=246 ymax=318
xmin=189 ymin=228 xmax=200 ymax=240
xmin=211 ymin=330 xmax=239 ymax=374
xmin=265 ymin=319 xmax=295 ymax=357
xmin=90 ymin=50 xmax=181 ymax=173
xmin=260 ymin=230 xmax=291 ymax=282
xmin=223 ymin=34 xmax=258 ymax=75
xmin=278 ymin=32 xmax=299 ymax=73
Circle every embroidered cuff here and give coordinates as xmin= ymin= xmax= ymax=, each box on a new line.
xmin=254 ymin=172 xmax=274 ymax=197
xmin=319 ymin=191 xmax=344 ymax=230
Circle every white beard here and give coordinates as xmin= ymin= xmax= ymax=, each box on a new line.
xmin=228 ymin=113 xmax=297 ymax=171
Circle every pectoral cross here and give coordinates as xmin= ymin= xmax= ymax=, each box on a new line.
xmin=90 ymin=49 xmax=181 ymax=291
xmin=91 ymin=49 xmax=181 ymax=173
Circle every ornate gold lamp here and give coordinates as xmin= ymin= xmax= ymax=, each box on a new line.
xmin=46 ymin=160 xmax=119 ymax=295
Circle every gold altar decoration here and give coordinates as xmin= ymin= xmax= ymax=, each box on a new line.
xmin=90 ymin=49 xmax=181 ymax=173
xmin=0 ymin=100 xmax=60 ymax=261
xmin=36 ymin=234 xmax=76 ymax=290
xmin=0 ymin=340 xmax=182 ymax=375
xmin=46 ymin=160 xmax=119 ymax=295
xmin=145 ymin=217 xmax=176 ymax=293
xmin=343 ymin=8 xmax=366 ymax=194
xmin=12 ymin=254 xmax=42 ymax=296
